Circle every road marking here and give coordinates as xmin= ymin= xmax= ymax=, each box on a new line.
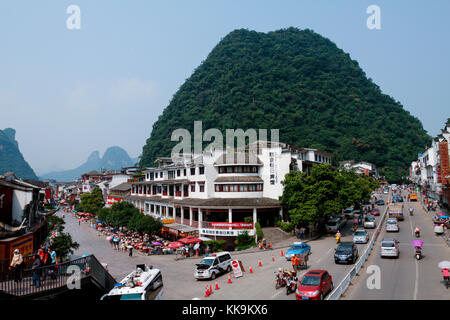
xmin=407 ymin=203 xmax=419 ymax=300
xmin=271 ymin=290 xmax=283 ymax=299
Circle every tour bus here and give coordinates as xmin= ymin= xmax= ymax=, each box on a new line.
xmin=101 ymin=264 xmax=163 ymax=300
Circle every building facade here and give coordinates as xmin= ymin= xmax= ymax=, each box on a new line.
xmin=127 ymin=142 xmax=331 ymax=239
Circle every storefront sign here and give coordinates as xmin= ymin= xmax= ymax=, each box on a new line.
xmin=439 ymin=141 xmax=449 ymax=184
xmin=210 ymin=222 xmax=253 ymax=228
xmin=162 ymin=219 xmax=175 ymax=224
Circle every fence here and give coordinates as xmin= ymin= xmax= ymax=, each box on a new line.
xmin=327 ymin=196 xmax=389 ymax=300
xmin=0 ymin=255 xmax=115 ymax=298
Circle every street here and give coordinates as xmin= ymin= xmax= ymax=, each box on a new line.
xmin=64 ymin=195 xmax=388 ymax=300
xmin=343 ymin=190 xmax=450 ymax=300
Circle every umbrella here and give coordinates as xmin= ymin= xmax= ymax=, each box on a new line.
xmin=179 ymin=236 xmax=202 ymax=244
xmin=96 ymin=220 xmax=101 ymax=223
xmin=193 ymin=243 xmax=200 ymax=250
xmin=412 ymin=240 xmax=424 ymax=247
xmin=152 ymin=242 xmax=163 ymax=246
xmin=438 ymin=261 xmax=450 ymax=269
xmin=440 ymin=215 xmax=449 ymax=219
xmin=168 ymin=241 xmax=184 ymax=249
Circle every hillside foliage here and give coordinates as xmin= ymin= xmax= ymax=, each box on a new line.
xmin=140 ymin=28 xmax=430 ymax=182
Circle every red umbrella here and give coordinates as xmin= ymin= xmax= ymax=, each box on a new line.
xmin=179 ymin=236 xmax=202 ymax=244
xmin=168 ymin=241 xmax=184 ymax=249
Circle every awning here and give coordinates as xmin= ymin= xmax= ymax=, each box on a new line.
xmin=162 ymin=222 xmax=198 ymax=234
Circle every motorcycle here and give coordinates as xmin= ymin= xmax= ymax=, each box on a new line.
xmin=286 ymin=277 xmax=298 ymax=295
xmin=275 ymin=274 xmax=287 ymax=289
xmin=415 ymin=248 xmax=422 ymax=260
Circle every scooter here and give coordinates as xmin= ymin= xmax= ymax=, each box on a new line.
xmin=415 ymin=231 xmax=420 ymax=238
xmin=286 ymin=277 xmax=297 ymax=295
xmin=415 ymin=248 xmax=422 ymax=260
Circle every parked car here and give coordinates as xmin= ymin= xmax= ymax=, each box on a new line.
xmin=353 ymin=230 xmax=369 ymax=244
xmin=352 ymin=209 xmax=361 ymax=216
xmin=364 ymin=216 xmax=376 ymax=229
xmin=344 ymin=207 xmax=354 ymax=219
xmin=326 ymin=218 xmax=344 ymax=233
xmin=285 ymin=242 xmax=311 ymax=261
xmin=376 ymin=199 xmax=385 ymax=206
xmin=334 ymin=242 xmax=359 ymax=264
xmin=194 ymin=252 xmax=232 ymax=280
xmin=385 ymin=218 xmax=399 ymax=232
xmin=295 ymin=270 xmax=333 ymax=300
xmin=380 ymin=238 xmax=399 ymax=258
xmin=370 ymin=208 xmax=380 ymax=216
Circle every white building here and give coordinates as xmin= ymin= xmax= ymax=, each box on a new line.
xmin=339 ymin=160 xmax=379 ymax=178
xmin=127 ymin=142 xmax=332 ymax=239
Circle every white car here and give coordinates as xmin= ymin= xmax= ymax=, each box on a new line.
xmin=380 ymin=238 xmax=399 ymax=258
xmin=386 ymin=218 xmax=399 ymax=232
xmin=194 ymin=252 xmax=232 ymax=280
xmin=364 ymin=216 xmax=376 ymax=229
xmin=326 ymin=218 xmax=344 ymax=233
xmin=353 ymin=230 xmax=369 ymax=244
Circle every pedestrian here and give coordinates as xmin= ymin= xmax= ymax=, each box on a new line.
xmin=291 ymin=255 xmax=297 ymax=271
xmin=128 ymin=246 xmax=133 ymax=257
xmin=78 ymin=220 xmax=81 ymax=226
xmin=49 ymin=248 xmax=58 ymax=280
xmin=31 ymin=254 xmax=42 ymax=287
xmin=300 ymin=227 xmax=305 ymax=240
xmin=9 ymin=249 xmax=24 ymax=283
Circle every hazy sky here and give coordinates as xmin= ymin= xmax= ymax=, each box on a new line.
xmin=1 ymin=1 xmax=449 ymax=175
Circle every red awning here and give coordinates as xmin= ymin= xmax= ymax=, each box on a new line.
xmin=178 ymin=236 xmax=202 ymax=244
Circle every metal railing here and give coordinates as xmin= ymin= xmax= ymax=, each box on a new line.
xmin=0 ymin=255 xmax=115 ymax=298
xmin=327 ymin=196 xmax=389 ymax=300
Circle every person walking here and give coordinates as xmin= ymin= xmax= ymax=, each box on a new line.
xmin=128 ymin=245 xmax=133 ymax=257
xmin=31 ymin=254 xmax=42 ymax=287
xmin=300 ymin=227 xmax=305 ymax=240
xmin=9 ymin=249 xmax=24 ymax=283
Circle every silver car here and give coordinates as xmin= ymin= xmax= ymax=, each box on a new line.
xmin=353 ymin=230 xmax=369 ymax=244
xmin=380 ymin=238 xmax=399 ymax=258
xmin=386 ymin=218 xmax=399 ymax=232
xmin=364 ymin=216 xmax=376 ymax=229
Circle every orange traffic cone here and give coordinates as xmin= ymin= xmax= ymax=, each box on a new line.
xmin=281 ymin=250 xmax=284 ymax=257
xmin=249 ymin=265 xmax=253 ymax=273
xmin=205 ymin=285 xmax=210 ymax=297
xmin=227 ymin=274 xmax=232 ymax=284
xmin=209 ymin=285 xmax=213 ymax=294
xmin=215 ymin=280 xmax=220 ymax=290
xmin=258 ymin=259 xmax=262 ymax=267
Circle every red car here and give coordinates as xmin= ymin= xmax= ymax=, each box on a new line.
xmin=295 ymin=270 xmax=333 ymax=300
xmin=370 ymin=208 xmax=380 ymax=216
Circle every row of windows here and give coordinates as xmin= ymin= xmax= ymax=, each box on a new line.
xmin=214 ymin=184 xmax=263 ymax=192
xmin=218 ymin=166 xmax=258 ymax=174
xmin=314 ymin=154 xmax=331 ymax=164
xmin=147 ymin=167 xmax=205 ymax=180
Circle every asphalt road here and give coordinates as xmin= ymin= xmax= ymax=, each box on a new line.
xmin=62 ymin=198 xmax=386 ymax=300
xmin=343 ymin=189 xmax=450 ymax=300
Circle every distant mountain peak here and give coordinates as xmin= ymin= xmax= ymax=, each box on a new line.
xmin=0 ymin=128 xmax=38 ymax=180
xmin=40 ymin=145 xmax=135 ymax=182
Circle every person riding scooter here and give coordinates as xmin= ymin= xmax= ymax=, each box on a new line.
xmin=414 ymin=246 xmax=422 ymax=260
xmin=286 ymin=272 xmax=298 ymax=295
xmin=409 ymin=207 xmax=414 ymax=216
xmin=335 ymin=231 xmax=341 ymax=244
xmin=414 ymin=227 xmax=420 ymax=238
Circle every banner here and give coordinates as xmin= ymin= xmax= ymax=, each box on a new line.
xmin=231 ymin=260 xmax=243 ymax=278
xmin=210 ymin=222 xmax=253 ymax=228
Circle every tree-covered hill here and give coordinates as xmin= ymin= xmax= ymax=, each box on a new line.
xmin=140 ymin=28 xmax=430 ymax=182
xmin=0 ymin=128 xmax=38 ymax=180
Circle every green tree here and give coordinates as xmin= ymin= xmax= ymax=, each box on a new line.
xmin=79 ymin=187 xmax=105 ymax=215
xmin=50 ymin=233 xmax=79 ymax=261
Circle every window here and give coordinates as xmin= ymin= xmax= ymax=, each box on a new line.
xmin=230 ymin=184 xmax=238 ymax=192
xmin=199 ymin=167 xmax=205 ymax=175
xmin=249 ymin=185 xmax=256 ymax=191
xmin=177 ymin=169 xmax=180 ymax=177
xmin=223 ymin=185 xmax=229 ymax=192
xmin=235 ymin=166 xmax=242 ymax=173
xmin=243 ymin=166 xmax=250 ymax=173
xmin=219 ymin=167 xmax=225 ymax=174
xmin=239 ymin=184 xmax=248 ymax=192
xmin=190 ymin=184 xmax=195 ymax=192
xmin=252 ymin=166 xmax=258 ymax=173
xmin=190 ymin=168 xmax=195 ymax=175
xmin=183 ymin=169 xmax=186 ymax=176
xmin=226 ymin=167 xmax=233 ymax=173
xmin=199 ymin=184 xmax=205 ymax=192
xmin=257 ymin=184 xmax=263 ymax=191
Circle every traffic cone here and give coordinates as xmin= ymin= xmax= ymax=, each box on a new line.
xmin=272 ymin=254 xmax=275 ymax=262
xmin=209 ymin=284 xmax=213 ymax=294
xmin=215 ymin=280 xmax=220 ymax=290
xmin=205 ymin=285 xmax=210 ymax=297
xmin=281 ymin=250 xmax=284 ymax=257
xmin=249 ymin=265 xmax=253 ymax=273
xmin=227 ymin=274 xmax=232 ymax=284
xmin=258 ymin=259 xmax=262 ymax=267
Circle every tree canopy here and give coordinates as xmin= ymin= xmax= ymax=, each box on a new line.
xmin=77 ymin=187 xmax=105 ymax=215
xmin=139 ymin=28 xmax=430 ymax=183
xmin=279 ymin=164 xmax=379 ymax=226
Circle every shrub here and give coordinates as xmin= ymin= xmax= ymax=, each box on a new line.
xmin=236 ymin=231 xmax=254 ymax=246
xmin=204 ymin=240 xmax=226 ymax=253
xmin=276 ymin=220 xmax=294 ymax=233
xmin=255 ymin=222 xmax=263 ymax=240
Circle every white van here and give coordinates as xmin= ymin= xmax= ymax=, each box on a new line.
xmin=101 ymin=264 xmax=163 ymax=300
xmin=194 ymin=252 xmax=233 ymax=280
